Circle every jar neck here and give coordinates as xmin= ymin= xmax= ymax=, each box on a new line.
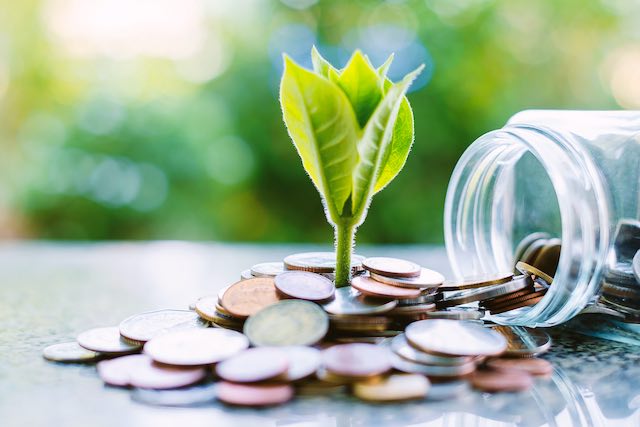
xmin=444 ymin=124 xmax=611 ymax=326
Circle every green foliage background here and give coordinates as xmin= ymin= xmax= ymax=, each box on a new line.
xmin=0 ymin=0 xmax=631 ymax=243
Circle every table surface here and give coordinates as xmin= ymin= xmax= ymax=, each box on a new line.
xmin=1 ymin=241 xmax=640 ymax=427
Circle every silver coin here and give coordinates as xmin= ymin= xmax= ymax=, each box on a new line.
xmin=240 ymin=269 xmax=254 ymax=280
xmin=274 ymin=271 xmax=335 ymax=301
xmin=216 ymin=347 xmax=289 ymax=383
xmin=389 ymin=351 xmax=476 ymax=377
xmin=425 ymin=307 xmax=485 ymax=321
xmin=251 ymin=262 xmax=286 ymax=277
xmin=77 ymin=326 xmax=141 ymax=354
xmin=144 ymin=328 xmax=249 ymax=366
xmin=633 ymin=250 xmax=640 ymax=285
xmin=119 ymin=309 xmax=209 ymax=343
xmin=284 ymin=252 xmax=365 ymax=273
xmin=397 ymin=292 xmax=441 ymax=306
xmin=132 ymin=383 xmax=217 ymax=407
xmin=370 ymin=268 xmax=444 ymax=289
xmin=387 ymin=335 xmax=472 ymax=366
xmin=438 ymin=275 xmax=530 ymax=307
xmin=405 ymin=319 xmax=507 ymax=357
xmin=362 ymin=257 xmax=421 ymax=278
xmin=321 ymin=286 xmax=397 ymax=315
xmin=42 ymin=342 xmax=101 ymax=363
xmin=387 ymin=303 xmax=436 ymax=315
xmin=490 ymin=325 xmax=552 ymax=357
xmin=281 ymin=346 xmax=322 ymax=381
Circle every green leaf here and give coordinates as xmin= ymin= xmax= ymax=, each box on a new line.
xmin=336 ymin=50 xmax=383 ymax=128
xmin=376 ymin=53 xmax=394 ymax=80
xmin=279 ymin=55 xmax=360 ymax=217
xmin=351 ymin=65 xmax=424 ymax=215
xmin=373 ymin=87 xmax=414 ymax=194
xmin=311 ymin=46 xmax=339 ymax=82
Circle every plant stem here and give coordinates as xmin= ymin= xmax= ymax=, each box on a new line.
xmin=334 ymin=222 xmax=356 ymax=287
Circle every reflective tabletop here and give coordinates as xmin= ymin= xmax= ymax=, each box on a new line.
xmin=1 ymin=242 xmax=639 ymax=427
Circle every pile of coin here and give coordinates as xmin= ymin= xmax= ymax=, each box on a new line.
xmin=44 ymin=251 xmax=554 ymax=407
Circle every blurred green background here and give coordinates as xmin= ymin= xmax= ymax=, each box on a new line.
xmin=0 ymin=0 xmax=637 ymax=244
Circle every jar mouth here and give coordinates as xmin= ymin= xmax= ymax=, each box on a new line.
xmin=444 ymin=125 xmax=610 ymax=326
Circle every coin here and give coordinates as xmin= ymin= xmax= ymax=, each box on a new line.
xmin=144 ymin=328 xmax=249 ymax=366
xmin=353 ymin=374 xmax=430 ymax=402
xmin=439 ymin=272 xmax=514 ymax=291
xmin=284 ymin=252 xmax=365 ymax=273
xmin=481 ymin=286 xmax=539 ymax=306
xmin=97 ymin=354 xmax=206 ymax=388
xmin=370 ymin=267 xmax=444 ymax=289
xmin=240 ymin=269 xmax=253 ymax=280
xmin=388 ymin=335 xmax=472 ymax=366
xmin=484 ymin=289 xmax=547 ymax=311
xmin=194 ymin=296 xmax=221 ymax=322
xmin=274 ymin=271 xmax=335 ymax=301
xmin=490 ymin=325 xmax=552 ymax=357
xmin=387 ymin=303 xmax=436 ymax=316
xmin=389 ymin=351 xmax=476 ymax=378
xmin=351 ymin=275 xmax=422 ymax=299
xmin=438 ymin=276 xmax=530 ymax=307
xmin=216 ymin=348 xmax=289 ymax=383
xmin=397 ymin=292 xmax=441 ymax=306
xmin=243 ymin=300 xmax=329 ymax=347
xmin=362 ymin=257 xmax=421 ymax=278
xmin=221 ymin=277 xmax=281 ymax=319
xmin=42 ymin=342 xmax=101 ymax=363
xmin=487 ymin=295 xmax=545 ymax=314
xmin=251 ymin=262 xmax=286 ymax=277
xmin=633 ymin=250 xmax=640 ymax=285
xmin=485 ymin=357 xmax=553 ymax=376
xmin=516 ymin=261 xmax=553 ymax=285
xmin=470 ymin=369 xmax=533 ymax=392
xmin=513 ymin=232 xmax=551 ymax=266
xmin=119 ymin=309 xmax=209 ymax=343
xmin=281 ymin=346 xmax=322 ymax=382
xmin=612 ymin=219 xmax=640 ymax=261
xmin=425 ymin=307 xmax=484 ymax=321
xmin=519 ymin=238 xmax=548 ymax=267
xmin=77 ymin=326 xmax=141 ymax=354
xmin=216 ymin=382 xmax=294 ymax=406
xmin=296 ymin=379 xmax=347 ymax=395
xmin=531 ymin=238 xmax=561 ymax=277
xmin=322 ymin=286 xmax=397 ymax=315
xmin=602 ymin=282 xmax=640 ymax=301
xmin=406 ymin=319 xmax=507 ymax=357
xmin=322 ymin=343 xmax=391 ymax=378
xmin=131 ymin=383 xmax=217 ymax=407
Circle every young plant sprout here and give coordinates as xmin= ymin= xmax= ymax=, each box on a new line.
xmin=279 ymin=47 xmax=424 ymax=287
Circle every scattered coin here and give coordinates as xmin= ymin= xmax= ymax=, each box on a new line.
xmin=281 ymin=346 xmax=322 ymax=382
xmin=251 ymin=262 xmax=286 ymax=277
xmin=77 ymin=326 xmax=141 ymax=354
xmin=351 ymin=275 xmax=422 ymax=299
xmin=425 ymin=307 xmax=484 ymax=321
xmin=438 ymin=276 xmax=530 ymax=307
xmin=370 ymin=267 xmax=444 ymax=289
xmin=322 ymin=343 xmax=391 ymax=378
xmin=387 ymin=303 xmax=436 ymax=316
xmin=406 ymin=319 xmax=507 ymax=357
xmin=296 ymin=380 xmax=347 ymax=396
xmin=131 ymin=383 xmax=217 ymax=407
xmin=98 ymin=354 xmax=148 ymax=386
xmin=439 ymin=272 xmax=514 ymax=292
xmin=243 ymin=300 xmax=329 ymax=347
xmin=42 ymin=342 xmax=101 ymax=363
xmin=389 ymin=351 xmax=476 ymax=378
xmin=322 ymin=286 xmax=397 ymax=315
xmin=397 ymin=292 xmax=441 ymax=306
xmin=221 ymin=277 xmax=281 ymax=319
xmin=217 ymin=382 xmax=294 ymax=406
xmin=240 ymin=269 xmax=253 ymax=280
xmin=490 ymin=325 xmax=552 ymax=357
xmin=284 ymin=252 xmax=365 ymax=273
xmin=362 ymin=257 xmax=421 ymax=278
xmin=194 ymin=296 xmax=221 ymax=322
xmin=274 ymin=271 xmax=335 ymax=301
xmin=353 ymin=374 xmax=430 ymax=402
xmin=470 ymin=369 xmax=533 ymax=392
xmin=516 ymin=261 xmax=553 ymax=285
xmin=485 ymin=357 xmax=553 ymax=376
xmin=388 ymin=334 xmax=472 ymax=366
xmin=144 ymin=328 xmax=248 ymax=366
xmin=119 ymin=309 xmax=208 ymax=343
xmin=216 ymin=348 xmax=289 ymax=383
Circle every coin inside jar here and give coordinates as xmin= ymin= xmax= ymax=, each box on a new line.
xmin=362 ymin=257 xmax=421 ymax=278
xmin=438 ymin=276 xmax=530 ymax=307
xmin=77 ymin=326 xmax=141 ymax=355
xmin=321 ymin=286 xmax=397 ymax=315
xmin=351 ymin=275 xmax=422 ymax=299
xmin=284 ymin=252 xmax=365 ymax=273
xmin=353 ymin=374 xmax=430 ymax=402
xmin=42 ymin=342 xmax=101 ymax=363
xmin=216 ymin=348 xmax=289 ymax=383
xmin=119 ymin=309 xmax=208 ymax=343
xmin=243 ymin=300 xmax=329 ymax=347
xmin=274 ymin=271 xmax=335 ymax=301
xmin=221 ymin=277 xmax=281 ymax=319
xmin=322 ymin=343 xmax=391 ymax=378
xmin=405 ymin=319 xmax=507 ymax=357
xmin=516 ymin=261 xmax=554 ymax=285
xmin=217 ymin=382 xmax=294 ymax=406
xmin=369 ymin=267 xmax=444 ymax=289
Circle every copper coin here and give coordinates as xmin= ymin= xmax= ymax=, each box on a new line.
xmin=516 ymin=261 xmax=554 ymax=285
xmin=362 ymin=257 xmax=421 ymax=278
xmin=487 ymin=296 xmax=545 ymax=314
xmin=274 ymin=271 xmax=335 ymax=301
xmin=77 ymin=327 xmax=141 ymax=355
xmin=284 ymin=252 xmax=365 ymax=273
xmin=216 ymin=382 xmax=294 ymax=406
xmin=97 ymin=354 xmax=206 ymax=388
xmin=144 ymin=328 xmax=249 ymax=366
xmin=221 ymin=277 xmax=281 ymax=319
xmin=351 ymin=275 xmax=422 ymax=299
xmin=216 ymin=347 xmax=289 ymax=383
xmin=405 ymin=319 xmax=507 ymax=357
xmin=322 ymin=343 xmax=391 ymax=378
xmin=486 ymin=357 xmax=553 ymax=376
xmin=470 ymin=369 xmax=533 ymax=392
xmin=484 ymin=289 xmax=547 ymax=310
xmin=439 ymin=272 xmax=514 ymax=291
xmin=370 ymin=267 xmax=444 ymax=289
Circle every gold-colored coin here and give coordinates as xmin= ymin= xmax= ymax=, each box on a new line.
xmin=353 ymin=374 xmax=430 ymax=402
xmin=43 ymin=342 xmax=101 ymax=363
xmin=221 ymin=277 xmax=281 ymax=319
xmin=439 ymin=272 xmax=514 ymax=291
xmin=531 ymin=239 xmax=561 ymax=278
xmin=516 ymin=261 xmax=553 ymax=285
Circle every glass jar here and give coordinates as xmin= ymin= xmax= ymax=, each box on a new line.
xmin=444 ymin=110 xmax=640 ymax=327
